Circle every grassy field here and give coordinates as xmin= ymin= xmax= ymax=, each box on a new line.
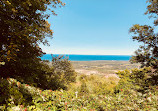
xmin=71 ymin=60 xmax=140 ymax=75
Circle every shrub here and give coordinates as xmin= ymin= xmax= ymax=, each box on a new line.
xmin=43 ymin=55 xmax=77 ymax=90
xmin=0 ymin=56 xmax=77 ymax=109
xmin=115 ymin=67 xmax=157 ymax=93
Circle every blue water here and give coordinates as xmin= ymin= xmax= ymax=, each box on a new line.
xmin=41 ymin=54 xmax=131 ymax=61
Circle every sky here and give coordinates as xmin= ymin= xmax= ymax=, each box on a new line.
xmin=40 ymin=0 xmax=154 ymax=55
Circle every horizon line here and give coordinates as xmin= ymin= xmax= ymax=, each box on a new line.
xmin=44 ymin=53 xmax=132 ymax=56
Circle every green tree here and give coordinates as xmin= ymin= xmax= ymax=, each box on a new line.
xmin=130 ymin=0 xmax=158 ymax=71
xmin=41 ymin=55 xmax=77 ymax=90
xmin=129 ymin=0 xmax=158 ymax=85
xmin=0 ymin=0 xmax=64 ymax=82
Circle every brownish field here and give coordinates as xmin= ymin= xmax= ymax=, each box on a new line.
xmin=71 ymin=61 xmax=140 ymax=77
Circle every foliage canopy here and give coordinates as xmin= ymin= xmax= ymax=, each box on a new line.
xmin=0 ymin=0 xmax=64 ymax=81
xmin=130 ymin=0 xmax=158 ymax=75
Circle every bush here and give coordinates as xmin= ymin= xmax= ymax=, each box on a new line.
xmin=0 ymin=56 xmax=77 ymax=109
xmin=43 ymin=55 xmax=77 ymax=90
xmin=115 ymin=67 xmax=157 ymax=93
xmin=0 ymin=72 xmax=157 ymax=110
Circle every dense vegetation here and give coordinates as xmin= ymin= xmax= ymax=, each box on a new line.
xmin=0 ymin=0 xmax=158 ymax=110
xmin=0 ymin=71 xmax=157 ymax=110
xmin=0 ymin=0 xmax=65 ymax=86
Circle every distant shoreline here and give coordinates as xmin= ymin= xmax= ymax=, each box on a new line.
xmin=46 ymin=54 xmax=132 ymax=56
xmin=70 ymin=60 xmax=130 ymax=62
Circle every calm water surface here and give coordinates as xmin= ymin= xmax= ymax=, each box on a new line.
xmin=41 ymin=54 xmax=131 ymax=61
